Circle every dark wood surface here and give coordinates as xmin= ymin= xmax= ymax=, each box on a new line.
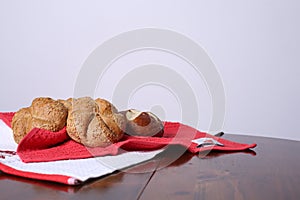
xmin=0 ymin=134 xmax=299 ymax=200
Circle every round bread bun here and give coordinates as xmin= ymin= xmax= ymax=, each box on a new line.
xmin=123 ymin=109 xmax=164 ymax=137
xmin=66 ymin=97 xmax=124 ymax=147
xmin=11 ymin=107 xmax=32 ymax=144
xmin=30 ymin=97 xmax=68 ymax=132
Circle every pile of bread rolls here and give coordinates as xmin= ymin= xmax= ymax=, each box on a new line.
xmin=11 ymin=97 xmax=164 ymax=147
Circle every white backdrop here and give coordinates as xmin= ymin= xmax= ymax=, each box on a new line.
xmin=0 ymin=0 xmax=299 ymax=141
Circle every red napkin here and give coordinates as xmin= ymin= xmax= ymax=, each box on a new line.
xmin=0 ymin=112 xmax=256 ymax=163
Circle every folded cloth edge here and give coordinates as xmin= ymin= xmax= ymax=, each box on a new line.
xmin=0 ymin=162 xmax=77 ymax=185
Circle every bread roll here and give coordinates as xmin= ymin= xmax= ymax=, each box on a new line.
xmin=66 ymin=97 xmax=124 ymax=147
xmin=12 ymin=96 xmax=164 ymax=146
xmin=30 ymin=97 xmax=68 ymax=132
xmin=11 ymin=97 xmax=68 ymax=144
xmin=123 ymin=109 xmax=164 ymax=137
xmin=11 ymin=107 xmax=32 ymax=144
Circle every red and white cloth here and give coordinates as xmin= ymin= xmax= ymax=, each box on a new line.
xmin=0 ymin=112 xmax=256 ymax=185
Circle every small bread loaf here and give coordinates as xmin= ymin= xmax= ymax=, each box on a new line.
xmin=30 ymin=97 xmax=68 ymax=132
xmin=11 ymin=107 xmax=32 ymax=144
xmin=66 ymin=97 xmax=125 ymax=147
xmin=123 ymin=109 xmax=164 ymax=137
xmin=11 ymin=97 xmax=68 ymax=144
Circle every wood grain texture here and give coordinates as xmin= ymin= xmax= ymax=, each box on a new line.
xmin=0 ymin=134 xmax=299 ymax=200
xmin=140 ymin=135 xmax=300 ymax=200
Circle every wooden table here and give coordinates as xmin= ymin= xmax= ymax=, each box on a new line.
xmin=0 ymin=134 xmax=299 ymax=200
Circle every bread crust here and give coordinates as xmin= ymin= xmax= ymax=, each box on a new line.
xmin=58 ymin=98 xmax=73 ymax=110
xmin=95 ymin=98 xmax=126 ymax=139
xmin=11 ymin=107 xmax=32 ymax=144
